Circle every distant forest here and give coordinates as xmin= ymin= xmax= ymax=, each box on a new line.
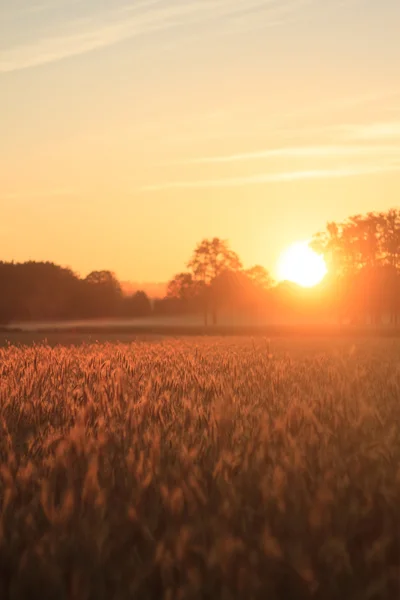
xmin=1 ymin=208 xmax=399 ymax=326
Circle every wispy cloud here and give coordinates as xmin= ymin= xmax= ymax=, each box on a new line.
xmin=140 ymin=162 xmax=400 ymax=192
xmin=345 ymin=121 xmax=400 ymax=141
xmin=128 ymin=86 xmax=400 ymax=149
xmin=0 ymin=0 xmax=314 ymax=73
xmin=175 ymin=144 xmax=399 ymax=165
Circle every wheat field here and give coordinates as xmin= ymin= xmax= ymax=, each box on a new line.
xmin=0 ymin=337 xmax=400 ymax=599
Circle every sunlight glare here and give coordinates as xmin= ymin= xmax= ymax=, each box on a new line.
xmin=278 ymin=241 xmax=327 ymax=287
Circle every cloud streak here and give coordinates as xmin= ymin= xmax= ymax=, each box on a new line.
xmin=1 ymin=0 xmax=314 ymax=73
xmin=175 ymin=144 xmax=400 ymax=165
xmin=345 ymin=122 xmax=400 ymax=141
xmin=140 ymin=162 xmax=400 ymax=192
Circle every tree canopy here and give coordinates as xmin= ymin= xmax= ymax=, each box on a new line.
xmin=167 ymin=237 xmax=274 ymax=326
xmin=0 ymin=263 xmax=151 ymax=325
xmin=311 ymin=209 xmax=400 ymax=324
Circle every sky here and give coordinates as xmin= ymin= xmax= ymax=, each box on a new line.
xmin=1 ymin=0 xmax=400 ymax=285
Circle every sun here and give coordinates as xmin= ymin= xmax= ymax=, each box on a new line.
xmin=277 ymin=241 xmax=327 ymax=287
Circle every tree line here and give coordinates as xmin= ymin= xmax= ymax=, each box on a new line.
xmin=0 ymin=265 xmax=152 ymax=324
xmin=1 ymin=207 xmax=398 ymax=327
xmin=311 ymin=208 xmax=400 ymax=325
xmin=165 ymin=208 xmax=400 ymax=326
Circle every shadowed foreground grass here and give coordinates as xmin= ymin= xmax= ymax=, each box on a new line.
xmin=0 ymin=338 xmax=400 ymax=599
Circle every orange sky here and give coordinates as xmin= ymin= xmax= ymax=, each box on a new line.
xmin=1 ymin=0 xmax=399 ymax=284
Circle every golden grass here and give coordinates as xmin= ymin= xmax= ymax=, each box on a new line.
xmin=0 ymin=337 xmax=399 ymax=599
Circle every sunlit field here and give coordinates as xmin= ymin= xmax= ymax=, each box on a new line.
xmin=1 ymin=337 xmax=400 ymax=599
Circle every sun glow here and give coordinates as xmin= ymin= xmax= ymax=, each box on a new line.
xmin=278 ymin=241 xmax=327 ymax=287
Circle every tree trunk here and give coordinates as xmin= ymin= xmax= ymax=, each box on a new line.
xmin=212 ymin=309 xmax=217 ymax=326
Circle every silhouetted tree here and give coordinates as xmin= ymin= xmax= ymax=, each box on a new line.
xmin=0 ymin=261 xmax=82 ymax=322
xmin=380 ymin=209 xmax=400 ymax=324
xmin=121 ymin=291 xmax=152 ymax=318
xmin=211 ymin=267 xmax=273 ymax=317
xmin=167 ymin=273 xmax=195 ymax=301
xmin=245 ymin=265 xmax=274 ymax=290
xmin=187 ymin=238 xmax=243 ymax=325
xmin=312 ymin=208 xmax=400 ymax=325
xmin=0 ymin=262 xmax=158 ymax=324
xmin=166 ymin=241 xmax=277 ymax=324
xmin=211 ymin=269 xmax=247 ymax=314
xmin=84 ymin=271 xmax=122 ymax=318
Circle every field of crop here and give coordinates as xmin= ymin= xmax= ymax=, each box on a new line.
xmin=1 ymin=337 xmax=400 ymax=599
